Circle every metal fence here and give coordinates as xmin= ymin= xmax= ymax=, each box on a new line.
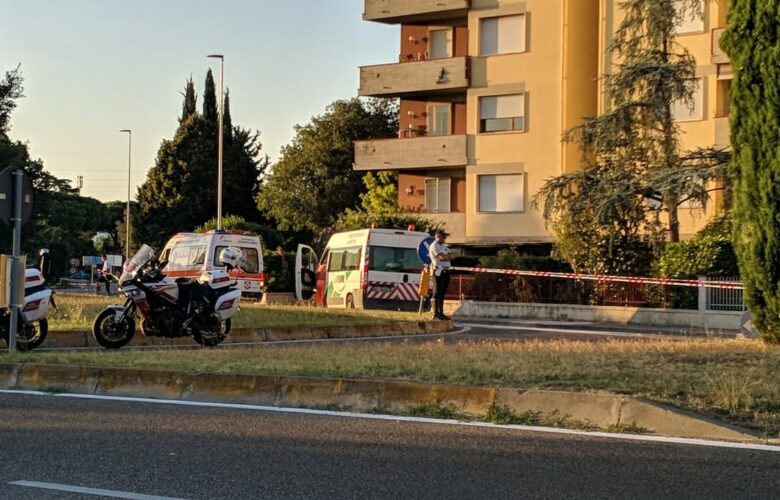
xmin=706 ymin=276 xmax=747 ymax=312
xmin=444 ymin=272 xmax=745 ymax=311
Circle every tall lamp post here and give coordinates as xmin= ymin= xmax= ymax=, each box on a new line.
xmin=207 ymin=54 xmax=224 ymax=231
xmin=119 ymin=129 xmax=132 ymax=259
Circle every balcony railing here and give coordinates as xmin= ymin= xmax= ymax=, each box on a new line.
xmin=711 ymin=28 xmax=729 ymax=64
xmin=354 ymin=135 xmax=468 ymax=171
xmin=363 ymin=0 xmax=470 ymax=23
xmin=359 ymin=57 xmax=469 ymax=98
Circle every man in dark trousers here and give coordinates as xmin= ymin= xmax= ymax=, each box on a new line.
xmin=98 ymin=254 xmax=113 ymax=296
xmin=428 ymin=230 xmax=452 ymax=320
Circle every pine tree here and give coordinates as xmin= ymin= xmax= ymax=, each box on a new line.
xmin=533 ymin=0 xmax=728 ymax=274
xmin=223 ymin=89 xmax=234 ymax=144
xmin=722 ymin=0 xmax=780 ymax=343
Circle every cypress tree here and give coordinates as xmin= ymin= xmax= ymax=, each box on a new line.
xmin=223 ymin=89 xmax=234 ymax=145
xmin=180 ymin=77 xmax=197 ymax=123
xmin=722 ymin=0 xmax=780 ymax=343
xmin=203 ymin=69 xmax=218 ymax=125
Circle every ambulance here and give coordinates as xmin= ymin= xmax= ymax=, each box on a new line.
xmin=295 ymin=228 xmax=433 ymax=310
xmin=160 ymin=230 xmax=265 ymax=298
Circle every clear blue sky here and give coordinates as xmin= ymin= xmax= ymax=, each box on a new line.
xmin=1 ymin=0 xmax=398 ymax=201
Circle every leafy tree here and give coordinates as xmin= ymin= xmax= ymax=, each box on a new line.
xmin=0 ymin=65 xmax=23 ymax=133
xmin=533 ymin=0 xmax=728 ymax=274
xmin=722 ymin=0 xmax=780 ymax=343
xmin=257 ymin=98 xmax=398 ymax=233
xmin=136 ymin=72 xmax=265 ymax=249
xmin=360 ymin=171 xmax=399 ymax=215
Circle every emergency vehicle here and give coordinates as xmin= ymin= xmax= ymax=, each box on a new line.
xmin=295 ymin=228 xmax=433 ymax=311
xmin=160 ymin=231 xmax=265 ymax=298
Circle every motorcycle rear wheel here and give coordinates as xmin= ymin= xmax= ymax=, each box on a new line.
xmin=193 ymin=318 xmax=230 ymax=347
xmin=93 ymin=309 xmax=135 ymax=349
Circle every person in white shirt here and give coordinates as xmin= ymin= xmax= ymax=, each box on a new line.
xmin=99 ymin=254 xmax=113 ymax=296
xmin=428 ymin=230 xmax=452 ymax=320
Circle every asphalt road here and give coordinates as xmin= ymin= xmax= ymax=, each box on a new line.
xmin=0 ymin=393 xmax=777 ymax=499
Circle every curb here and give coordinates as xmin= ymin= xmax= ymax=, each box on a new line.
xmin=41 ymin=320 xmax=454 ymax=349
xmin=0 ymin=363 xmax=760 ymax=443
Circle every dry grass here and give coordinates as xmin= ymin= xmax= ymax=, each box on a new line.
xmin=8 ymin=337 xmax=779 ymax=437
xmin=48 ymin=294 xmax=421 ymax=331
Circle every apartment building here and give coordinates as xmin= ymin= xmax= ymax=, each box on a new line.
xmin=354 ymin=0 xmax=730 ymax=247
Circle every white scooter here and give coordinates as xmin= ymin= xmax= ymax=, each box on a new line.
xmin=1 ymin=263 xmax=54 ymax=352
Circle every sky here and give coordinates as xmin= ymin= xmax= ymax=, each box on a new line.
xmin=1 ymin=0 xmax=398 ymax=202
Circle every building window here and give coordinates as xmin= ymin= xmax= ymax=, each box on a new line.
xmin=716 ymin=79 xmax=731 ymax=118
xmin=425 ymin=177 xmax=451 ymax=213
xmin=478 ymin=174 xmax=525 ymax=213
xmin=480 ymin=94 xmax=525 ymax=133
xmin=429 ymin=29 xmax=453 ymax=59
xmin=671 ymin=78 xmax=703 ymax=121
xmin=427 ymin=103 xmax=451 ymax=136
xmin=480 ymin=14 xmax=526 ymax=55
xmin=674 ymin=0 xmax=704 ymax=34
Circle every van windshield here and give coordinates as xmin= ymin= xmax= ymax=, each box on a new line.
xmin=368 ymin=246 xmax=423 ymax=273
xmin=166 ymin=245 xmax=206 ymax=272
xmin=213 ymin=246 xmax=260 ymax=273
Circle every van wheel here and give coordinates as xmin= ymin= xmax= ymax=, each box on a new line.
xmin=346 ymin=294 xmax=355 ymax=309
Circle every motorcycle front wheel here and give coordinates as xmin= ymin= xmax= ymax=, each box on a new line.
xmin=93 ymin=309 xmax=135 ymax=349
xmin=193 ymin=317 xmax=230 ymax=347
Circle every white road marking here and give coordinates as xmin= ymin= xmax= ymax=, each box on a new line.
xmin=9 ymin=480 xmax=187 ymax=499
xmin=456 ymin=322 xmax=667 ymax=338
xmin=1 ymin=389 xmax=777 ymax=454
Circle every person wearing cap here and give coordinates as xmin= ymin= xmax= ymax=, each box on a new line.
xmin=428 ymin=230 xmax=452 ymax=320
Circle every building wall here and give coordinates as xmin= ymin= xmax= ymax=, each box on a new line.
xmin=465 ymin=0 xmax=569 ymax=243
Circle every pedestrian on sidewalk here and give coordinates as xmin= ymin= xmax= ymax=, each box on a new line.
xmin=428 ymin=230 xmax=452 ymax=320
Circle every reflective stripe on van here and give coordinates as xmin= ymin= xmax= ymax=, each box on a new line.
xmin=365 ymin=281 xmax=420 ymax=301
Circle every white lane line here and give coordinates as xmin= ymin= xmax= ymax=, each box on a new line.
xmin=9 ymin=480 xmax=187 ymax=500
xmin=2 ymin=389 xmax=777 ymax=454
xmin=456 ymin=322 xmax=664 ymax=338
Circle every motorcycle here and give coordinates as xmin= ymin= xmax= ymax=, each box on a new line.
xmin=92 ymin=244 xmax=242 ymax=349
xmin=0 ymin=262 xmax=54 ymax=352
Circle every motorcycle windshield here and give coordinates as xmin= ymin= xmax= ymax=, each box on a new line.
xmin=118 ymin=244 xmax=156 ymax=283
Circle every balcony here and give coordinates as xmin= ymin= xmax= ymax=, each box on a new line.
xmin=711 ymin=28 xmax=729 ymax=64
xmin=363 ymin=0 xmax=470 ymax=24
xmin=359 ymin=57 xmax=469 ymax=98
xmin=354 ymin=135 xmax=468 ymax=171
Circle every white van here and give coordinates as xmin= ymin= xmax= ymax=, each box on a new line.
xmin=295 ymin=228 xmax=433 ymax=310
xmin=160 ymin=230 xmax=265 ymax=298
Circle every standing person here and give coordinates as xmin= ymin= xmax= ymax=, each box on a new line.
xmin=428 ymin=230 xmax=452 ymax=320
xmin=99 ymin=254 xmax=113 ymax=296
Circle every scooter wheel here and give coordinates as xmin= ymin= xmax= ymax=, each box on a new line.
xmin=14 ymin=318 xmax=48 ymax=352
xmin=92 ymin=309 xmax=135 ymax=349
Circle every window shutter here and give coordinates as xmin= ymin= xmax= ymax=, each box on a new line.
xmin=425 ymin=178 xmax=437 ymax=212
xmin=438 ymin=178 xmax=451 ymax=213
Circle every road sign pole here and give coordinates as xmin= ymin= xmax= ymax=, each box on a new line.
xmin=8 ymin=169 xmax=23 ymax=351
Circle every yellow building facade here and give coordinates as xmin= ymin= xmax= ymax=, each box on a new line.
xmin=356 ymin=0 xmax=731 ymax=246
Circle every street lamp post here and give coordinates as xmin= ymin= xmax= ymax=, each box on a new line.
xmin=119 ymin=129 xmax=132 ymax=259
xmin=207 ymin=54 xmax=224 ymax=231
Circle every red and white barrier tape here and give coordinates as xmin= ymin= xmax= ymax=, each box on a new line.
xmin=448 ymin=267 xmax=745 ymax=290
